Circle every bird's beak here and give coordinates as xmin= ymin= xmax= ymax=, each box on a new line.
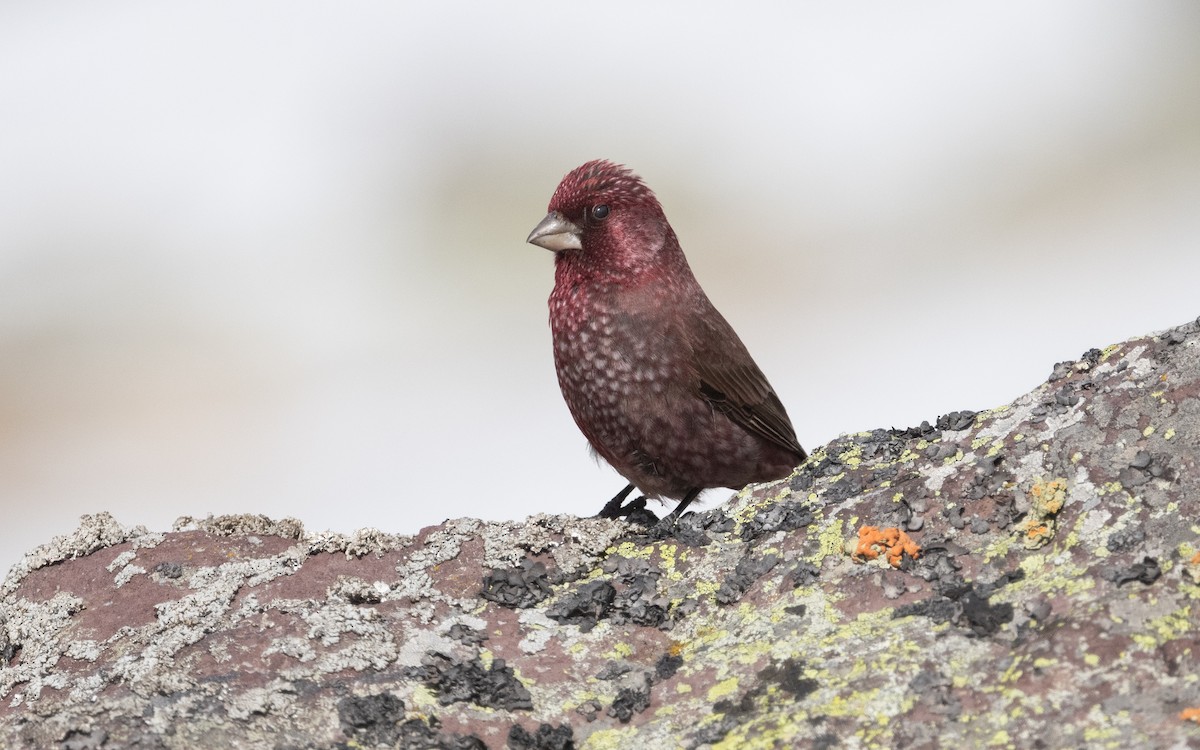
xmin=527 ymin=211 xmax=583 ymax=252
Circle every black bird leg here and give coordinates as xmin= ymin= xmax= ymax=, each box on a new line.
xmin=660 ymin=487 xmax=702 ymax=526
xmin=596 ymin=483 xmax=639 ymax=519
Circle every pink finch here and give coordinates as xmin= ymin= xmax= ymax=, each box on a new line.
xmin=527 ymin=160 xmax=806 ymax=523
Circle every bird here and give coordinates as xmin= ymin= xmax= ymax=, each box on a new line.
xmin=526 ymin=160 xmax=806 ymax=524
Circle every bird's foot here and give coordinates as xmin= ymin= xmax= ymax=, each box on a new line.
xmin=598 ymin=495 xmax=656 ymax=525
xmin=595 ymin=483 xmax=657 ymax=525
xmin=596 ymin=483 xmax=636 ymax=519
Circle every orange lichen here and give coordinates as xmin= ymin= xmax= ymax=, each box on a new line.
xmin=853 ymin=526 xmax=920 ymax=568
xmin=1015 ymin=477 xmax=1068 ymax=549
xmin=1024 ymin=524 xmax=1053 ymax=542
xmin=1029 ymin=478 xmax=1067 ymax=514
xmin=1180 ymin=707 xmax=1200 ymax=724
xmin=1190 ymin=550 xmax=1200 ymax=565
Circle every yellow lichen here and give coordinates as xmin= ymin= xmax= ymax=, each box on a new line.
xmin=707 ymin=676 xmax=740 ymax=702
xmin=838 ymin=443 xmax=863 ymax=469
xmin=809 ymin=517 xmax=846 ymax=566
xmin=608 ymin=642 xmax=633 ymax=659
xmin=983 ymin=535 xmax=1013 ymax=564
xmin=658 ymin=543 xmax=677 ymax=575
xmin=611 ymin=541 xmax=654 ymax=560
xmin=583 ymin=727 xmax=638 ymax=750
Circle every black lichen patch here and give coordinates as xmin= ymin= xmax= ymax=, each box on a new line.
xmin=894 ymin=574 xmax=1021 ymax=637
xmin=910 ymin=538 xmax=966 ymax=584
xmin=889 ymin=410 xmax=977 ymax=441
xmin=553 ymin=558 xmax=671 ymax=631
xmin=60 ymin=728 xmax=109 ymax=750
xmin=907 ymin=669 xmax=962 ymax=720
xmin=152 ymin=562 xmax=183 ymax=579
xmin=955 ymin=588 xmax=1015 ymax=637
xmin=1105 ymin=526 xmax=1146 ymax=554
xmin=672 ymin=508 xmax=736 ymax=547
xmin=595 ymin=662 xmax=632 ymax=681
xmin=783 ymin=561 xmax=820 ymax=589
xmin=1 ymin=632 xmax=19 ymax=665
xmin=618 ymin=591 xmax=669 ymax=628
xmin=506 ymin=722 xmax=574 ymax=750
xmin=758 ymin=657 xmax=818 ymax=699
xmin=818 ymin=475 xmax=864 ymax=505
xmin=653 ymin=652 xmax=684 ymax=683
xmin=611 ymin=570 xmax=669 ymax=629
xmin=337 ymin=692 xmax=405 ymax=747
xmin=739 ymin=502 xmax=815 ymax=541
xmin=481 ymin=560 xmax=556 ymax=609
xmin=811 ymin=732 xmax=840 ymax=750
xmin=419 ymin=652 xmax=533 ymax=711
xmin=689 ymin=716 xmax=740 ymax=748
xmin=545 ymin=580 xmax=615 ymax=632
xmin=803 ymin=449 xmax=849 ymax=480
xmin=857 ymin=428 xmax=912 ymax=463
xmin=1103 ymin=556 xmax=1161 ymax=587
xmin=387 ymin=717 xmax=486 ymax=750
xmin=715 ymin=554 xmax=780 ymax=605
xmin=789 ymin=469 xmax=814 ymax=492
xmin=1118 ymin=451 xmax=1173 ymax=488
xmin=694 ymin=658 xmax=817 ymax=747
xmin=1044 ymin=382 xmax=1084 ymax=417
xmin=446 ymin=623 xmax=488 ymax=646
xmin=574 ymin=699 xmax=603 ymax=723
xmin=890 ymin=420 xmax=941 ymax=441
xmin=936 ymin=410 xmax=978 ymax=432
xmin=608 ymin=675 xmax=652 ymax=723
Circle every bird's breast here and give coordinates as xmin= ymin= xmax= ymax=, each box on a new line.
xmin=548 ymin=283 xmax=684 ymax=449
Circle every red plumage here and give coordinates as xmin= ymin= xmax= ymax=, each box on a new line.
xmin=527 ymin=160 xmax=806 ymax=521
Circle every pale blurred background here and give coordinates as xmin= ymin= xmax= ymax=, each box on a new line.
xmin=2 ymin=2 xmax=1198 ymax=576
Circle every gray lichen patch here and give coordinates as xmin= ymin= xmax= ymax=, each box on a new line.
xmin=1 ymin=512 xmax=155 ymax=599
xmin=172 ymin=513 xmax=305 ymax=539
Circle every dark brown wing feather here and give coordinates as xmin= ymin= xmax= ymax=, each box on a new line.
xmin=690 ymin=306 xmax=806 ymax=459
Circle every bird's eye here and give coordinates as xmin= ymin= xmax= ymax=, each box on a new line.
xmin=590 ymin=205 xmax=610 ymax=221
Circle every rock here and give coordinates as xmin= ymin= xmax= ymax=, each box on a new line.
xmin=2 ymin=320 xmax=1200 ymax=748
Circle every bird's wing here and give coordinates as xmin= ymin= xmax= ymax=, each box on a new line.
xmin=689 ymin=306 xmax=806 ymax=459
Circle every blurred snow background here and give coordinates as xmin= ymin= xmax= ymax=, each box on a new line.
xmin=2 ymin=2 xmax=1198 ymax=575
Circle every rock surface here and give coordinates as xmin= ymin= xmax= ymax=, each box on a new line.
xmin=3 ymin=319 xmax=1200 ymax=749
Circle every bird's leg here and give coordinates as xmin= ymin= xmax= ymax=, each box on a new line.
xmin=659 ymin=487 xmax=702 ymax=528
xmin=596 ymin=483 xmax=638 ymax=519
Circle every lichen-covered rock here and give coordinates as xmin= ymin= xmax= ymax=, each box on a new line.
xmin=2 ymin=319 xmax=1199 ymax=749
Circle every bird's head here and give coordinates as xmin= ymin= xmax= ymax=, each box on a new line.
xmin=527 ymin=160 xmax=675 ymax=276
